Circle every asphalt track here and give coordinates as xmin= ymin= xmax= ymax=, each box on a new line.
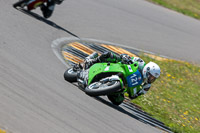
xmin=1 ymin=0 xmax=200 ymax=133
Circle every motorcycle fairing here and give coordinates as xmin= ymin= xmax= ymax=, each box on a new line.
xmin=88 ymin=63 xmax=125 ymax=85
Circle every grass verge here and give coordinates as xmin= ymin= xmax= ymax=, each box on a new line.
xmin=132 ymin=55 xmax=200 ymax=133
xmin=148 ymin=0 xmax=200 ymax=20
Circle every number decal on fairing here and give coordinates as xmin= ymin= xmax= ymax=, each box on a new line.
xmin=126 ymin=70 xmax=143 ymax=87
xmin=130 ymin=74 xmax=138 ymax=86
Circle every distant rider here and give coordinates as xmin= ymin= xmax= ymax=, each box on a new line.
xmin=40 ymin=0 xmax=64 ymax=18
xmin=77 ymin=52 xmax=161 ymax=105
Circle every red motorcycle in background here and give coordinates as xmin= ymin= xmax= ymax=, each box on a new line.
xmin=13 ymin=0 xmax=48 ymax=10
xmin=13 ymin=0 xmax=63 ymax=18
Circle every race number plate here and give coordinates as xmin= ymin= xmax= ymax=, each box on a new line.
xmin=126 ymin=70 xmax=143 ymax=87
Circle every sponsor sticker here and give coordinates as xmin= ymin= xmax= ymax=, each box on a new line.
xmin=127 ymin=65 xmax=133 ymax=72
xmin=104 ymin=66 xmax=110 ymax=71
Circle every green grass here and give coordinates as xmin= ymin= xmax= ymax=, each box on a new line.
xmin=148 ymin=0 xmax=200 ymax=20
xmin=132 ymin=55 xmax=200 ymax=133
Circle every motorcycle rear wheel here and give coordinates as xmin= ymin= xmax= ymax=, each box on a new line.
xmin=85 ymin=80 xmax=121 ymax=96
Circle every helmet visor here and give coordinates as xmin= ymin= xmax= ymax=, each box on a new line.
xmin=148 ymin=73 xmax=156 ymax=83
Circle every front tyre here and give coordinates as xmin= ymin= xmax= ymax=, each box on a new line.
xmin=13 ymin=0 xmax=27 ymax=8
xmin=85 ymin=80 xmax=121 ymax=96
xmin=64 ymin=68 xmax=77 ymax=82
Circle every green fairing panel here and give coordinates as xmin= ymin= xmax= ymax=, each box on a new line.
xmin=127 ymin=85 xmax=141 ymax=97
xmin=88 ymin=63 xmax=125 ymax=85
xmin=88 ymin=62 xmax=143 ymax=97
xmin=123 ymin=62 xmax=139 ymax=76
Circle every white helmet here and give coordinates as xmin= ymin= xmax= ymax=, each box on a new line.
xmin=142 ymin=62 xmax=160 ymax=83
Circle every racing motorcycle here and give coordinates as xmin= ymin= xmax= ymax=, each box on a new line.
xmin=64 ymin=60 xmax=143 ymax=105
xmin=13 ymin=0 xmax=47 ymax=10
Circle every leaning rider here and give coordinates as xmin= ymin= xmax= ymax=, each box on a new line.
xmin=78 ymin=52 xmax=161 ymax=105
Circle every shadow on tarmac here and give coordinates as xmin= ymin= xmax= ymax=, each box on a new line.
xmin=94 ymin=96 xmax=172 ymax=133
xmin=14 ymin=7 xmax=80 ymax=38
xmin=71 ymin=82 xmax=171 ymax=132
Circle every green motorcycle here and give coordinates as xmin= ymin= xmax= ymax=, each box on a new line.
xmin=64 ymin=61 xmax=143 ymax=105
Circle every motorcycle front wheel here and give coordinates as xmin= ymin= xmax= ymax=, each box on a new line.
xmin=13 ymin=0 xmax=27 ymax=8
xmin=85 ymin=80 xmax=121 ymax=96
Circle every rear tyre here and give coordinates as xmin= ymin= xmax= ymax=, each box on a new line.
xmin=64 ymin=68 xmax=77 ymax=83
xmin=85 ymin=80 xmax=121 ymax=96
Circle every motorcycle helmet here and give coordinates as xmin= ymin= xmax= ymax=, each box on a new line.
xmin=142 ymin=62 xmax=160 ymax=83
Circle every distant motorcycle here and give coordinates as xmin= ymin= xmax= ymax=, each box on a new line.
xmin=13 ymin=0 xmax=47 ymax=10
